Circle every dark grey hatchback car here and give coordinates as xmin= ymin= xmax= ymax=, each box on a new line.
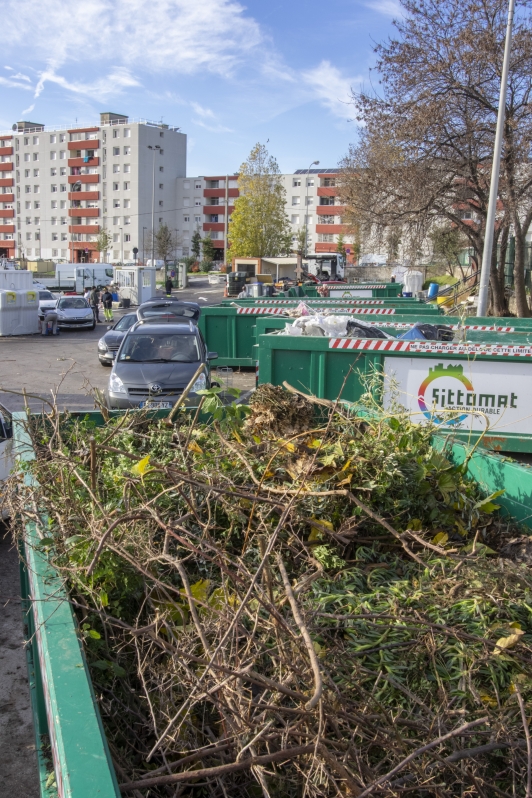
xmin=107 ymin=319 xmax=218 ymax=409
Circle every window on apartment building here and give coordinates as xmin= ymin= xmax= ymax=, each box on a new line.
xmin=123 ymin=146 xmax=131 ymax=155
xmin=307 ymin=178 xmax=315 ymax=187
xmin=159 ymin=149 xmax=164 ymax=155
xmin=51 ymin=217 xmax=57 ymax=225
xmin=50 ymin=168 xmax=57 ymax=177
xmin=292 ymin=179 xmax=301 ymax=187
xmin=60 ymin=184 xmax=67 ymax=192
xmin=319 ymin=197 xmax=334 ymax=205
xmin=52 ymin=248 xmax=58 ymax=256
xmin=26 ymin=232 xmax=32 ymax=240
xmin=61 ymin=233 xmax=67 ymax=241
xmin=24 ymin=153 xmax=30 ymax=162
xmin=59 ymin=134 xmax=66 ymax=143
xmin=113 ymin=147 xmax=120 ymax=156
xmin=33 ymin=136 xmax=39 ymax=145
xmin=183 ymin=180 xmax=190 ymax=189
xmin=60 ymin=167 xmax=66 ymax=176
xmin=210 ymin=215 xmax=219 ymax=223
xmin=34 ymin=185 xmax=39 ymax=193
xmin=159 ymin=201 xmax=163 ymax=207
xmin=59 ymin=150 xmax=66 ymax=159
xmin=123 ymin=164 xmax=130 ymax=173
xmin=461 ymin=211 xmax=472 ymax=220
xmin=50 ymin=135 xmax=57 ymax=144
xmin=306 ymin=196 xmax=313 ymax=205
xmin=183 ymin=215 xmax=190 ymax=222
xmin=159 ymin=131 xmax=164 ymax=138
xmin=113 ymin=129 xmax=119 ymax=138
xmin=33 ymin=153 xmax=39 ymax=161
xmin=113 ymin=199 xmax=120 ymax=208
xmin=318 ymin=215 xmax=334 ymax=224
xmin=50 ymin=151 xmax=56 ymax=160
xmin=113 ymin=182 xmax=119 ymax=191
xmin=318 ymin=233 xmax=334 ymax=243
xmin=60 ymin=200 xmax=66 ymax=209
xmin=25 ymin=185 xmax=31 ymax=193
xmin=124 ymin=216 xmax=131 ymax=225
xmin=291 ymin=215 xmax=300 ymax=224
xmin=182 ymin=247 xmax=189 ymax=256
xmin=194 ymin=215 xmax=201 ymax=224
xmin=194 ymin=199 xmax=202 ymax=206
xmin=24 ymin=170 xmax=30 ymax=178
xmin=51 ymin=185 xmax=57 ymax=193
xmin=292 ymin=197 xmax=300 ymax=205
xmin=323 ymin=178 xmax=336 ymax=187
xmin=24 ymin=137 xmax=29 ymax=145
xmin=305 ymin=215 xmax=313 ymax=224
xmin=183 ymin=198 xmax=190 ymax=207
xmin=123 ymin=129 xmax=130 ymax=137
xmin=159 ymin=217 xmax=163 ymax=223
xmin=112 ymin=233 xmax=119 ymax=243
xmin=209 ymin=198 xmax=219 ymax=205
xmin=195 ymin=182 xmax=203 ymax=189
xmin=34 ymin=217 xmax=40 ymax=226
xmin=52 ymin=233 xmax=58 ymax=241
xmin=159 ymin=166 xmax=164 ymax=172
xmin=61 ymin=217 xmax=66 ymax=225
xmin=113 ymin=217 xmax=119 ymax=225
xmin=25 ymin=216 xmax=31 ymax=224
xmin=113 ymin=165 xmax=120 ymax=173
xmin=25 ymin=201 xmax=31 ymax=209
xmin=70 ymin=133 xmax=82 ymax=141
xmin=123 ymin=199 xmax=130 ymax=208
xmin=159 ymin=183 xmax=163 ymax=189
xmin=124 ymin=234 xmax=131 ymax=242
xmin=123 ymin=181 xmax=130 ymax=190
xmin=33 ymin=169 xmax=39 ymax=177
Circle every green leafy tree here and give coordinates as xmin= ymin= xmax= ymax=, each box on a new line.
xmin=95 ymin=229 xmax=112 ymax=262
xmin=191 ymin=229 xmax=202 ymax=261
xmin=336 ymin=233 xmax=346 ymax=258
xmin=429 ymin=225 xmax=468 ymax=278
xmin=228 ymin=143 xmax=292 ymax=257
xmin=293 ymin=228 xmax=306 ymax=255
xmin=202 ymin=233 xmax=216 ymax=262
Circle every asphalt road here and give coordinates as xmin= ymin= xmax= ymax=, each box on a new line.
xmin=0 ymin=277 xmax=254 ymax=414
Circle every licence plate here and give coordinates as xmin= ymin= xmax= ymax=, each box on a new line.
xmin=140 ymin=401 xmax=172 ymax=409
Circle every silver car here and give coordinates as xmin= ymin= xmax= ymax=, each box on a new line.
xmin=55 ymin=296 xmax=95 ymax=330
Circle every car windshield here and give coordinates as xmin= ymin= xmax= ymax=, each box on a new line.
xmin=39 ymin=291 xmax=54 ymax=300
xmin=140 ymin=304 xmax=198 ymax=319
xmin=114 ymin=314 xmax=137 ymax=331
xmin=57 ymin=297 xmax=89 ymax=310
xmin=119 ymin=333 xmax=200 ymax=363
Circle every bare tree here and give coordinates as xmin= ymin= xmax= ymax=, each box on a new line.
xmin=339 ymin=0 xmax=532 ymax=316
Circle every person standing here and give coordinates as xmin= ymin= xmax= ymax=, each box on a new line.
xmin=90 ymin=286 xmax=101 ymax=323
xmin=165 ymin=276 xmax=173 ymax=297
xmin=83 ymin=286 xmax=91 ymax=303
xmin=101 ymin=287 xmax=113 ymax=322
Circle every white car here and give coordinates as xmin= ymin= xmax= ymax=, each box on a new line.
xmin=38 ymin=289 xmax=58 ymax=315
xmin=54 ymin=296 xmax=95 ymax=330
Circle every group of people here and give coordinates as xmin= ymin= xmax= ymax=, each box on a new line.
xmin=83 ymin=286 xmax=115 ymax=322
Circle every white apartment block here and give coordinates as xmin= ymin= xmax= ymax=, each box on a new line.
xmin=0 ymin=112 xmax=186 ymax=263
xmin=173 ymin=168 xmax=350 ymax=262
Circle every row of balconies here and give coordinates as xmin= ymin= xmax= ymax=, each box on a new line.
xmin=203 ymin=188 xmax=239 ymax=199
xmin=67 ymin=139 xmax=100 ymax=151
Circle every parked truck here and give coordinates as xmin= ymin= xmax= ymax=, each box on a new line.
xmin=36 ymin=264 xmax=114 ymax=293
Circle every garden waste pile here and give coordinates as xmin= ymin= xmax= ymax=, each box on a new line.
xmin=9 ymin=386 xmax=532 ymax=797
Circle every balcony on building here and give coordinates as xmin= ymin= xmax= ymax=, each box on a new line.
xmin=68 ymin=190 xmax=99 ymax=201
xmin=204 ymin=187 xmax=239 ymax=198
xmin=203 ymin=222 xmax=224 ymax=233
xmin=316 ymin=204 xmax=345 ymax=214
xmin=0 ymin=163 xmax=14 ymax=171
xmin=203 ymin=205 xmax=234 ymax=215
xmin=316 ymin=224 xmax=345 ymax=235
xmin=317 ymin=186 xmax=336 ymax=197
xmin=1 ymin=194 xmax=15 ymax=204
xmin=0 ymin=224 xmax=15 ymax=233
xmin=69 ymin=224 xmax=100 ymax=234
xmin=68 ymin=156 xmax=100 ymax=169
xmin=0 ymin=208 xmax=15 ymax=218
xmin=68 ymin=207 xmax=99 ymax=218
xmin=0 ymin=147 xmax=13 ymax=158
xmin=0 ymin=178 xmax=14 ymax=188
xmin=68 ymin=174 xmax=99 ymax=184
xmin=67 ymin=139 xmax=100 ymax=151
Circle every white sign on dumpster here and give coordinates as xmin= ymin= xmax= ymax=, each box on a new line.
xmin=329 ymin=289 xmax=372 ymax=298
xmin=383 ymin=358 xmax=532 ymax=435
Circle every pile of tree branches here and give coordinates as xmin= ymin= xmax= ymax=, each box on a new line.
xmin=8 ymin=389 xmax=532 ymax=797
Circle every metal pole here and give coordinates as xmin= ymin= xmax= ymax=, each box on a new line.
xmin=223 ymin=174 xmax=228 ymax=266
xmin=477 ymin=0 xmax=515 ymax=317
xmin=119 ymin=227 xmax=123 ymax=264
xmin=142 ymin=227 xmax=146 ymax=265
xmin=304 ymin=161 xmax=319 ymax=261
xmin=148 ymin=145 xmax=160 ymax=268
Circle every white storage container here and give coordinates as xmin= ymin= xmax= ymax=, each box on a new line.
xmin=403 ymin=270 xmax=423 ymax=295
xmin=0 ymin=270 xmax=34 ymax=291
xmin=0 ymin=290 xmax=40 ymax=336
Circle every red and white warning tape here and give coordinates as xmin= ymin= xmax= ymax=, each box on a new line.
xmin=329 ymin=339 xmax=532 ymax=356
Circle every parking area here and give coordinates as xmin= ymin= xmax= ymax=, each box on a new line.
xmin=0 ymin=278 xmax=254 ymax=413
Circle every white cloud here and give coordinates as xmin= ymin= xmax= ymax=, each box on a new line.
xmin=12 ymin=72 xmax=32 ymax=82
xmin=366 ymin=0 xmax=403 ymax=17
xmin=0 ymin=75 xmax=33 ymax=91
xmin=190 ymin=102 xmax=232 ymax=132
xmin=21 ymin=103 xmax=35 ymax=116
xmin=34 ymin=67 xmax=141 ymax=100
xmin=302 ymin=61 xmax=360 ymax=118
xmin=3 ymin=0 xmax=262 ymax=85
xmin=191 ymin=102 xmax=216 ymax=120
xmin=4 ymin=66 xmax=14 ymax=71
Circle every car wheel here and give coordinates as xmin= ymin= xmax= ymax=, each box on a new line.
xmin=90 ymin=321 xmax=96 ymax=330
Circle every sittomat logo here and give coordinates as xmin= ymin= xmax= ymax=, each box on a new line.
xmin=417 ymin=363 xmax=474 ymax=426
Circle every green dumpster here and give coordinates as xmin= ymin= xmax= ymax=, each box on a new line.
xmin=257 ymin=332 xmax=532 ymax=454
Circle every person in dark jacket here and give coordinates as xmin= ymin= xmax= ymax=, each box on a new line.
xmin=90 ymin=287 xmax=101 ymax=323
xmin=101 ymin=288 xmax=114 ymax=322
xmin=165 ymin=277 xmax=173 ymax=297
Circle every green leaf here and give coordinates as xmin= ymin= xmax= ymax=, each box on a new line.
xmin=473 ymin=490 xmax=505 ymax=512
xmin=45 ymin=771 xmax=57 ymax=789
xmin=91 ymin=660 xmax=109 ymax=671
xmin=88 ymin=629 xmax=101 ymax=640
xmin=131 ymin=455 xmax=151 ymax=478
xmin=65 ymin=535 xmax=84 ymax=547
xmin=37 ymin=537 xmax=55 ymax=547
xmin=111 ymin=662 xmax=126 ymax=678
xmin=100 ymin=591 xmax=109 ymax=607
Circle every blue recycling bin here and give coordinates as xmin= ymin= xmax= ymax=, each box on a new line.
xmin=427 ymin=283 xmax=439 ymax=299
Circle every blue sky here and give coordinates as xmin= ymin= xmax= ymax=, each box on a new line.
xmin=0 ymin=0 xmax=401 ymax=175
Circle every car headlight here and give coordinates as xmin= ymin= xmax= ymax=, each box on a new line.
xmin=109 ymin=372 xmax=126 ymax=394
xmin=191 ymin=372 xmax=207 ymax=393
xmin=98 ymin=338 xmax=108 ymax=351
xmin=85 ymin=311 xmax=94 ymax=318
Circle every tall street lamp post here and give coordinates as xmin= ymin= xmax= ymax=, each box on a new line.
xmin=142 ymin=227 xmax=146 ymax=266
xmin=119 ymin=227 xmax=123 ymax=264
xmin=147 ymin=145 xmax=161 ymax=269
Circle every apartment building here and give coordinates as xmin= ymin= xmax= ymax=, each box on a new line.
xmin=174 ymin=168 xmax=351 ymax=261
xmin=0 ymin=113 xmax=186 ymax=263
